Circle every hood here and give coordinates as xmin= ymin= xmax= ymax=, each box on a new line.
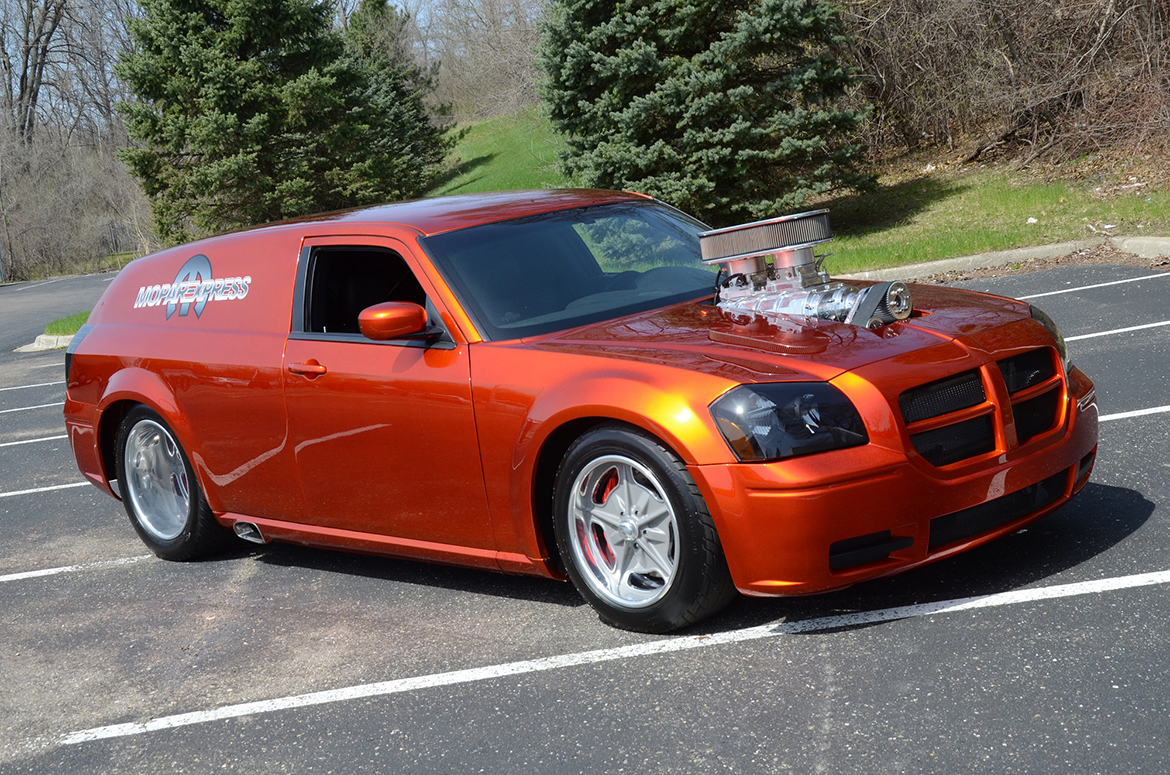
xmin=528 ymin=284 xmax=1031 ymax=383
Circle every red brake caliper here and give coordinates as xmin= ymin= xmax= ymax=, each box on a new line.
xmin=590 ymin=468 xmax=619 ymax=567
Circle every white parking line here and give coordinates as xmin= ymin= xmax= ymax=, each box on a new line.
xmin=0 ymin=434 xmax=68 ymax=448
xmin=1018 ymin=271 xmax=1170 ymax=300
xmin=10 ymin=278 xmax=65 ymax=291
xmin=61 ymin=567 xmax=1170 ymax=746
xmin=0 ymin=401 xmax=64 ymax=414
xmin=1099 ymin=405 xmax=1170 ymax=423
xmin=0 ymin=482 xmax=89 ymax=499
xmin=1066 ymin=320 xmax=1170 ymax=341
xmin=0 ymin=555 xmax=150 ymax=584
xmin=0 ymin=380 xmax=64 ymax=392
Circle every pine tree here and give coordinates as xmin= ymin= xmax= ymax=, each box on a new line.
xmin=118 ymin=0 xmax=451 ymax=243
xmin=537 ymin=0 xmax=871 ymax=227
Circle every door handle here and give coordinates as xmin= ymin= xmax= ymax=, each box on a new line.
xmin=287 ymin=361 xmax=327 ymax=377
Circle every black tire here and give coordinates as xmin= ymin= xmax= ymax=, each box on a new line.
xmin=114 ymin=405 xmax=231 ymax=560
xmin=553 ymin=424 xmax=736 ymax=632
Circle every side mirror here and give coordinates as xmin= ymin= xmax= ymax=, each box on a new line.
xmin=358 ymin=301 xmax=429 ymax=341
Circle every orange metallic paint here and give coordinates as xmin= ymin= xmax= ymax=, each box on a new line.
xmin=358 ymin=301 xmax=429 ymax=340
xmin=64 ymin=190 xmax=1099 ymax=596
xmin=281 ymin=337 xmax=494 ymax=549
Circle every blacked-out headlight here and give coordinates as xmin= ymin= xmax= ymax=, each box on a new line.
xmin=710 ymin=383 xmax=869 ymax=462
xmin=1029 ymin=305 xmax=1070 ymax=369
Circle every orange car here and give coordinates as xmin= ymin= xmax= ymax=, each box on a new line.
xmin=64 ymin=190 xmax=1098 ymax=632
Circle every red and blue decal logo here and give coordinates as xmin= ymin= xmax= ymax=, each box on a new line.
xmin=133 ymin=254 xmax=251 ymax=319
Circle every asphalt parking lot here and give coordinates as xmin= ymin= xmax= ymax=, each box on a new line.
xmin=1 ymin=265 xmax=1168 ymax=774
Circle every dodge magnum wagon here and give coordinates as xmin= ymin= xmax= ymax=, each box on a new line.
xmin=64 ymin=190 xmax=1098 ymax=631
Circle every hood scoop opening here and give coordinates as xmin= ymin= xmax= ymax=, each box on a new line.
xmin=701 ymin=210 xmax=913 ymax=330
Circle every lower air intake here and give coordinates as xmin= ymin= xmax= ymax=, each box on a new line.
xmin=929 ymin=469 xmax=1068 ymax=550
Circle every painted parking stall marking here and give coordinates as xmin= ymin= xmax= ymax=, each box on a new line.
xmin=0 ymin=381 xmax=64 ymax=392
xmin=1066 ymin=319 xmax=1170 ymax=341
xmin=0 ymin=434 xmax=68 ymax=448
xmin=0 ymin=401 xmax=65 ymax=414
xmin=61 ymin=567 xmax=1170 ymax=746
xmin=0 ymin=482 xmax=89 ymax=499
xmin=1099 ymin=405 xmax=1170 ymax=423
xmin=1018 ymin=271 xmax=1170 ymax=300
xmin=0 ymin=555 xmax=151 ymax=584
xmin=0 ymin=402 xmax=65 ymax=416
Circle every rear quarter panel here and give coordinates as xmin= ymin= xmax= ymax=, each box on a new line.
xmin=69 ymin=227 xmax=305 ymax=519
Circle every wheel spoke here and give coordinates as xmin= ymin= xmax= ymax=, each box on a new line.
xmin=630 ymin=480 xmax=654 ymax=520
xmin=586 ymin=497 xmax=624 ymax=529
xmin=636 ymin=501 xmax=671 ymax=528
xmin=638 ymin=537 xmax=674 ymax=580
xmin=172 ymin=471 xmax=189 ymax=503
xmin=608 ymin=538 xmax=636 ymax=594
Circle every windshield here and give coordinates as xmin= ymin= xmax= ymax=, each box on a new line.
xmin=420 ymin=201 xmax=715 ymax=340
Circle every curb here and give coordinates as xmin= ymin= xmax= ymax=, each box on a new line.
xmin=850 ymin=236 xmax=1170 ymax=282
xmin=14 ymin=334 xmax=74 ymax=353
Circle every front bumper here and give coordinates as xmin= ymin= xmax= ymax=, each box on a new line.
xmin=691 ymin=365 xmax=1098 ymax=596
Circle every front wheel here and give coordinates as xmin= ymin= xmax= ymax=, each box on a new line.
xmin=114 ymin=405 xmax=231 ymax=560
xmin=553 ymin=425 xmax=736 ymax=632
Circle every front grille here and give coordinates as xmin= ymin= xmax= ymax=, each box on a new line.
xmin=900 ymin=348 xmax=1064 ymax=467
xmin=929 ymin=469 xmax=1068 ymax=550
xmin=910 ymin=415 xmax=996 ymax=467
xmin=1014 ymin=389 xmax=1060 ymax=444
xmin=899 ymin=370 xmax=985 ymax=424
xmin=997 ymin=349 xmax=1060 ymax=445
xmin=999 ymin=350 xmax=1055 ymax=393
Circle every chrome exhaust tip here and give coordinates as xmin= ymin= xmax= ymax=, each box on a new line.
xmin=233 ymin=521 xmax=267 ymax=544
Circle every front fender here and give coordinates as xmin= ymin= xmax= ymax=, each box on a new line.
xmin=521 ymin=374 xmax=734 ymax=469
xmin=471 ymin=346 xmax=737 ymax=564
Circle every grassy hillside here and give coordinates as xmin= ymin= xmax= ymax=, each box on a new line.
xmin=430 ymin=109 xmax=567 ymax=195
xmin=429 ymin=111 xmax=1169 ymax=272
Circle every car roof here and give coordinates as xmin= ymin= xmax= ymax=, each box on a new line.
xmin=269 ymin=189 xmax=652 ymax=237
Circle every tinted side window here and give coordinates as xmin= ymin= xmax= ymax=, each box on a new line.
xmin=305 ymin=248 xmax=427 ymax=335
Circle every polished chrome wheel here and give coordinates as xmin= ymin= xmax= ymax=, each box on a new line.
xmin=567 ymin=454 xmax=679 ymax=609
xmin=122 ymin=419 xmax=191 ymax=541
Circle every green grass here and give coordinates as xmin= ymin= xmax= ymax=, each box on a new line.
xmin=823 ymin=169 xmax=1170 ymax=273
xmin=427 ymin=112 xmax=1170 ymax=270
xmin=45 ymin=311 xmax=90 ymax=336
xmin=429 ymin=108 xmax=567 ymax=196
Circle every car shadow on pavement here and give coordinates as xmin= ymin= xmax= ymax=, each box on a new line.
xmin=209 ymin=482 xmax=1151 ymax=628
xmin=697 ymin=482 xmax=1156 ymax=636
xmin=245 ymin=541 xmax=587 ymax=608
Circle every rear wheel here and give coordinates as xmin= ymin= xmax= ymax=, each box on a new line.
xmin=553 ymin=424 xmax=736 ymax=632
xmin=114 ymin=405 xmax=230 ymax=560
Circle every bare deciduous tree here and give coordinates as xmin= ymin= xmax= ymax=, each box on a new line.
xmin=1 ymin=120 xmax=153 ymax=280
xmin=0 ymin=0 xmax=150 ymax=281
xmin=841 ymin=0 xmax=1170 ymax=163
xmin=0 ymin=0 xmax=67 ymax=137
xmin=397 ymin=0 xmax=543 ymax=120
